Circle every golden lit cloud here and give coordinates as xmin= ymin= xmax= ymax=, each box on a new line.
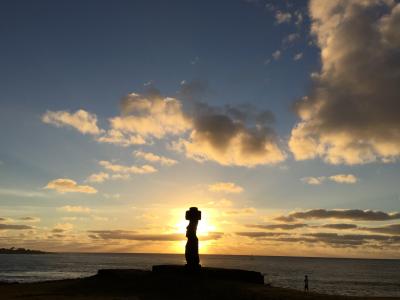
xmin=96 ymin=129 xmax=146 ymax=147
xmin=289 ymin=1 xmax=400 ymax=164
xmin=52 ymin=223 xmax=74 ymax=232
xmin=301 ymin=176 xmax=325 ymax=185
xmin=133 ymin=150 xmax=177 ymax=166
xmin=224 ymin=207 xmax=256 ymax=216
xmin=86 ymin=172 xmax=109 ymax=183
xmin=106 ymin=93 xmax=191 ymax=144
xmin=44 ymin=178 xmax=97 ymax=194
xmin=99 ymin=160 xmax=157 ymax=174
xmin=19 ymin=217 xmax=41 ymax=223
xmin=59 ymin=205 xmax=92 ymax=213
xmin=208 ymin=182 xmax=244 ymax=194
xmin=329 ymin=174 xmax=358 ymax=184
xmin=42 ymin=109 xmax=103 ymax=135
xmin=301 ymin=174 xmax=358 ymax=185
xmin=174 ymin=130 xmax=285 ymax=167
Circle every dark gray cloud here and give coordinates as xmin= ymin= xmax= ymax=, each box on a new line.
xmin=361 ymin=224 xmax=400 ymax=235
xmin=304 ymin=233 xmax=400 ymax=247
xmin=276 ymin=209 xmax=400 ymax=222
xmin=88 ymin=230 xmax=223 ymax=241
xmin=171 ymin=78 xmax=285 ymax=167
xmin=116 ymin=83 xmax=286 ymax=167
xmin=247 ymin=232 xmax=400 ymax=248
xmin=176 ymin=103 xmax=286 ymax=166
xmin=19 ymin=217 xmax=37 ymax=221
xmin=289 ymin=1 xmax=400 ymax=164
xmin=236 ymin=232 xmax=289 ymax=238
xmin=321 ymin=224 xmax=358 ymax=230
xmin=0 ymin=224 xmax=32 ymax=230
xmin=247 ymin=223 xmax=308 ymax=230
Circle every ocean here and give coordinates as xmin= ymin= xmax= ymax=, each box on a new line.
xmin=0 ymin=253 xmax=399 ymax=297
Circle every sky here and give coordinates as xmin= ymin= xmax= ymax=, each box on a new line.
xmin=1 ymin=0 xmax=400 ymax=258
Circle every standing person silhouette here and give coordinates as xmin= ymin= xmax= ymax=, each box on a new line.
xmin=304 ymin=275 xmax=309 ymax=292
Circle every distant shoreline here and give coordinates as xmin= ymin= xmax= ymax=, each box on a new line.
xmin=0 ymin=248 xmax=48 ymax=255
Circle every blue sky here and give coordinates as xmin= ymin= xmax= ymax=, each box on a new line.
xmin=0 ymin=0 xmax=399 ymax=257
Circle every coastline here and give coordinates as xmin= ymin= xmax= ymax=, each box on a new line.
xmin=0 ymin=268 xmax=399 ymax=300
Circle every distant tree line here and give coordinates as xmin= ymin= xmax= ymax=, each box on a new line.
xmin=0 ymin=247 xmax=47 ymax=254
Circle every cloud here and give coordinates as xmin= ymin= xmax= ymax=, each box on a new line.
xmin=103 ymin=93 xmax=191 ymax=145
xmin=190 ymin=56 xmax=200 ymax=65
xmin=283 ymin=33 xmax=300 ymax=47
xmin=294 ymin=10 xmax=303 ymax=26
xmin=0 ymin=224 xmax=32 ymax=230
xmin=99 ymin=160 xmax=157 ymax=174
xmin=0 ymin=188 xmax=47 ymax=198
xmin=173 ymin=104 xmax=285 ymax=167
xmin=208 ymin=182 xmax=244 ymax=194
xmin=19 ymin=217 xmax=41 ymax=223
xmin=361 ymin=224 xmax=400 ymax=235
xmin=133 ymin=150 xmax=177 ymax=166
xmin=236 ymin=232 xmax=289 ymax=238
xmin=88 ymin=230 xmax=223 ymax=241
xmin=224 ymin=207 xmax=256 ymax=216
xmin=96 ymin=129 xmax=146 ymax=147
xmin=44 ymin=178 xmax=97 ymax=194
xmin=44 ymin=89 xmax=284 ymax=168
xmin=301 ymin=174 xmax=358 ymax=185
xmin=42 ymin=109 xmax=103 ymax=135
xmin=303 ymin=233 xmax=400 ymax=247
xmin=53 ymin=223 xmax=74 ymax=232
xmin=276 ymin=209 xmax=400 ymax=222
xmin=293 ymin=53 xmax=303 ymax=61
xmin=272 ymin=50 xmax=281 ymax=60
xmin=275 ymin=10 xmax=292 ymax=24
xmin=59 ymin=205 xmax=91 ymax=213
xmin=110 ymin=173 xmax=131 ymax=180
xmin=86 ymin=172 xmax=110 ymax=183
xmin=321 ymin=223 xmax=358 ymax=230
xmin=240 ymin=231 xmax=400 ymax=248
xmin=329 ymin=174 xmax=358 ymax=184
xmin=301 ymin=176 xmax=325 ymax=185
xmin=289 ymin=1 xmax=400 ymax=164
xmin=247 ymin=223 xmax=308 ymax=230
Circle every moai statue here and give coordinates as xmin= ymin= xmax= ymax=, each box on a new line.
xmin=185 ymin=207 xmax=201 ymax=269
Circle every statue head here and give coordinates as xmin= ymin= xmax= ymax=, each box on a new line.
xmin=185 ymin=207 xmax=201 ymax=222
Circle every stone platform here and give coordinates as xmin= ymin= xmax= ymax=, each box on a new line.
xmin=97 ymin=266 xmax=264 ymax=285
xmin=152 ymin=265 xmax=264 ymax=284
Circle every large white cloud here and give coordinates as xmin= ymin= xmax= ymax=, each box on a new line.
xmin=289 ymin=0 xmax=400 ymax=165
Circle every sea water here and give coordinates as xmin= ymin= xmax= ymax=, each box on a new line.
xmin=0 ymin=253 xmax=399 ymax=297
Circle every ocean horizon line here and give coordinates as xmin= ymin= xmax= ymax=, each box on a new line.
xmin=27 ymin=251 xmax=400 ymax=261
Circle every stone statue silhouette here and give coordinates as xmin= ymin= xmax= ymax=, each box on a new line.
xmin=185 ymin=207 xmax=201 ymax=269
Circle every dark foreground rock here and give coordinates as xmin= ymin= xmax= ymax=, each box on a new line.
xmin=0 ymin=268 xmax=399 ymax=300
xmin=151 ymin=264 xmax=264 ymax=284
